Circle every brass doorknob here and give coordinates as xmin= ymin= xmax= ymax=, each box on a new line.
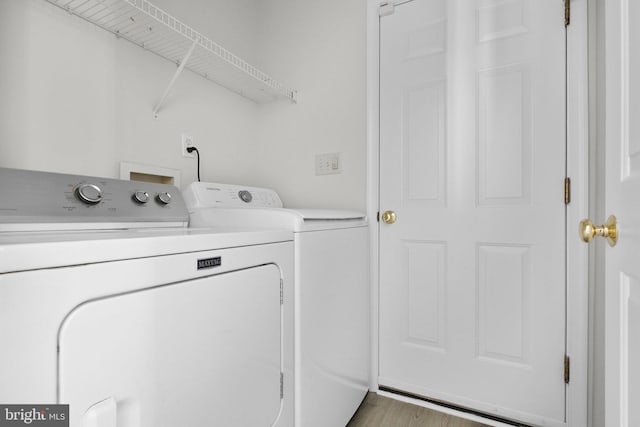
xmin=579 ymin=215 xmax=618 ymax=247
xmin=381 ymin=210 xmax=397 ymax=224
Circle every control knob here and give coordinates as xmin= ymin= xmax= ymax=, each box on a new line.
xmin=132 ymin=191 xmax=150 ymax=204
xmin=75 ymin=183 xmax=103 ymax=205
xmin=156 ymin=192 xmax=172 ymax=205
xmin=238 ymin=190 xmax=253 ymax=203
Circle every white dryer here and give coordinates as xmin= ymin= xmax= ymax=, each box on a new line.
xmin=0 ymin=168 xmax=293 ymax=427
xmin=183 ymin=182 xmax=370 ymax=427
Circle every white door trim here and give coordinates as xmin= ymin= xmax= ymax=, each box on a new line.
xmin=564 ymin=1 xmax=590 ymax=426
xmin=365 ymin=1 xmax=589 ymax=425
xmin=365 ymin=0 xmax=382 ymax=394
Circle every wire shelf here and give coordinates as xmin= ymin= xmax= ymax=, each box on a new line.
xmin=45 ymin=0 xmax=297 ymax=105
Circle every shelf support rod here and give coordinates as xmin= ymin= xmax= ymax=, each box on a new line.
xmin=153 ymin=38 xmax=198 ymax=118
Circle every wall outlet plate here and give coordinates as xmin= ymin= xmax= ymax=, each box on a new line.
xmin=182 ymin=134 xmax=195 ymax=158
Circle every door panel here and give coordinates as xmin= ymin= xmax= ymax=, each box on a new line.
xmin=379 ymin=0 xmax=567 ymax=424
xmin=59 ymin=265 xmax=283 ymax=427
xmin=604 ymin=0 xmax=640 ymax=425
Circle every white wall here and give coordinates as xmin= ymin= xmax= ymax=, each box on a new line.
xmin=152 ymin=0 xmax=259 ymax=63
xmin=0 ymin=0 xmax=117 ymax=178
xmin=0 ymin=0 xmax=368 ymax=212
xmin=0 ymin=0 xmax=262 ymax=188
xmin=254 ymin=0 xmax=367 ymax=210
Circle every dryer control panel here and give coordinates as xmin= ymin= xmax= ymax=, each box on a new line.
xmin=0 ymin=167 xmax=189 ymax=231
xmin=182 ymin=182 xmax=283 ymax=210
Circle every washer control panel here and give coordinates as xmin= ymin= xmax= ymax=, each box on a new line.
xmin=0 ymin=167 xmax=189 ymax=229
xmin=182 ymin=182 xmax=283 ymax=210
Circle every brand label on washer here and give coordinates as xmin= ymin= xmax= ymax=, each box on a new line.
xmin=0 ymin=405 xmax=68 ymax=426
xmin=197 ymin=256 xmax=221 ymax=270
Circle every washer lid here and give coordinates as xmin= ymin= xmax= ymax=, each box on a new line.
xmin=183 ymin=181 xmax=368 ymax=231
xmin=292 ymin=209 xmax=365 ymax=220
xmin=189 ymin=207 xmax=367 ymax=232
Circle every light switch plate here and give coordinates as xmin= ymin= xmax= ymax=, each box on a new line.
xmin=315 ymin=153 xmax=342 ymax=175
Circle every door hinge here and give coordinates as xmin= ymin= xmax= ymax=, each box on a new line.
xmin=564 ymin=355 xmax=570 ymax=384
xmin=379 ymin=2 xmax=395 ymax=17
xmin=280 ymin=373 xmax=284 ymax=398
xmin=564 ymin=0 xmax=570 ymax=26
xmin=377 ymin=211 xmax=380 ymax=222
xmin=564 ymin=177 xmax=571 ymax=205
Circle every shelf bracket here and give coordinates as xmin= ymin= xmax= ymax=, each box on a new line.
xmin=153 ymin=38 xmax=199 ymax=119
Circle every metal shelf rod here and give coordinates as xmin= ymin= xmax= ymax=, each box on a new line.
xmin=153 ymin=38 xmax=198 ymax=118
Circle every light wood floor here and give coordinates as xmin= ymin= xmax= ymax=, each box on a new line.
xmin=347 ymin=393 xmax=490 ymax=427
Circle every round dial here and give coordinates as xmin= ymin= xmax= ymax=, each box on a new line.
xmin=156 ymin=192 xmax=172 ymax=205
xmin=75 ymin=184 xmax=103 ymax=205
xmin=238 ymin=190 xmax=253 ymax=203
xmin=132 ymin=191 xmax=150 ymax=204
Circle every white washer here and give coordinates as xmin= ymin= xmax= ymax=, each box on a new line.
xmin=183 ymin=182 xmax=370 ymax=427
xmin=0 ymin=168 xmax=293 ymax=427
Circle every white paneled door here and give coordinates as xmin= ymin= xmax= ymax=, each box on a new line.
xmin=604 ymin=0 xmax=640 ymax=426
xmin=379 ymin=1 xmax=567 ymax=425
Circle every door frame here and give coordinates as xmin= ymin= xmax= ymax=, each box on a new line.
xmin=365 ymin=1 xmax=590 ymax=425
